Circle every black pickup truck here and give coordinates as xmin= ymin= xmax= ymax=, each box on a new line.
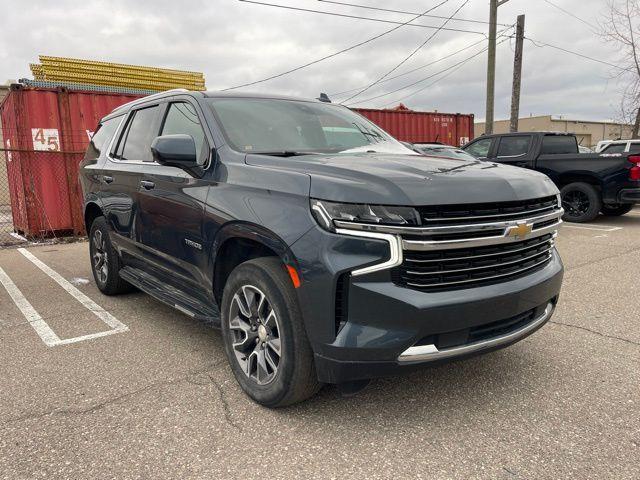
xmin=462 ymin=132 xmax=640 ymax=222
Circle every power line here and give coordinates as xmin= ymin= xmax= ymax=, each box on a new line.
xmin=317 ymin=0 xmax=510 ymax=27
xmin=331 ymin=24 xmax=514 ymax=98
xmin=237 ymin=0 xmax=487 ymax=36
xmin=377 ymin=38 xmax=510 ymax=109
xmin=224 ymin=0 xmax=451 ymax=90
xmin=526 ymin=36 xmax=633 ymax=72
xmin=341 ymin=0 xmax=471 ymax=104
xmin=346 ymin=40 xmax=495 ymax=107
xmin=542 ymin=0 xmax=598 ymax=31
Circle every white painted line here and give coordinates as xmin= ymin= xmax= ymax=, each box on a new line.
xmin=0 ymin=248 xmax=129 ymax=347
xmin=18 ymin=248 xmax=128 ymax=333
xmin=562 ymin=224 xmax=623 ymax=232
xmin=0 ymin=266 xmax=61 ymax=346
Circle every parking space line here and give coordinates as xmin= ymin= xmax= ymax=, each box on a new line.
xmin=0 ymin=248 xmax=129 ymax=347
xmin=0 ymin=266 xmax=61 ymax=346
xmin=18 ymin=248 xmax=128 ymax=331
xmin=562 ymin=224 xmax=623 ymax=232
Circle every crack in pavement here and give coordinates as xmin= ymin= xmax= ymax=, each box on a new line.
xmin=0 ymin=361 xmax=230 ymax=429
xmin=208 ymin=373 xmax=242 ymax=432
xmin=549 ymin=320 xmax=640 ymax=348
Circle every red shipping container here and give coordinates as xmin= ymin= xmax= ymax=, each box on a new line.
xmin=0 ymin=85 xmax=143 ymax=237
xmin=353 ymin=104 xmax=474 ymax=147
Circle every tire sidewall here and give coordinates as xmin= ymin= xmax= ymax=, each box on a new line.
xmin=220 ymin=259 xmax=301 ymax=406
xmin=601 ymin=204 xmax=633 ymax=216
xmin=561 ymin=182 xmax=601 ymax=223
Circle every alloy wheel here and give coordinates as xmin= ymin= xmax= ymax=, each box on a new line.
xmin=228 ymin=285 xmax=282 ymax=385
xmin=91 ymin=229 xmax=109 ymax=284
xmin=562 ymin=190 xmax=590 ymax=218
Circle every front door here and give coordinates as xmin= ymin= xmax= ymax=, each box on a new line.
xmin=136 ymin=101 xmax=212 ymax=289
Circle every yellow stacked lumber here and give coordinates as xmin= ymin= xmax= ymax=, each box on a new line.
xmin=30 ymin=55 xmax=205 ymax=91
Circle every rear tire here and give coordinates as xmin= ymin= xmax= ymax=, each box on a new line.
xmin=601 ymin=204 xmax=633 ymax=216
xmin=89 ymin=216 xmax=133 ymax=295
xmin=560 ymin=182 xmax=602 ymax=223
xmin=221 ymin=257 xmax=321 ymax=407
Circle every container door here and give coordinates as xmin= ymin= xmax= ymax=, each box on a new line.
xmin=136 ymin=101 xmax=211 ymax=288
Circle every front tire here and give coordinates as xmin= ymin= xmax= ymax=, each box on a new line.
xmin=560 ymin=182 xmax=602 ymax=223
xmin=221 ymin=257 xmax=320 ymax=407
xmin=601 ymin=204 xmax=634 ymax=216
xmin=89 ymin=216 xmax=133 ymax=295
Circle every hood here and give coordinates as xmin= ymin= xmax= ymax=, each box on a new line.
xmin=245 ymin=153 xmax=559 ymax=206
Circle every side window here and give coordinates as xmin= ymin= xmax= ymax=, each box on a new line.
xmin=497 ymin=135 xmax=531 ymax=157
xmin=628 ymin=143 xmax=640 ymax=154
xmin=86 ymin=116 xmax=122 ymax=159
xmin=541 ymin=135 xmax=578 ymax=155
xmin=114 ymin=105 xmax=160 ymax=161
xmin=603 ymin=144 xmax=627 ymax=154
xmin=465 ymin=138 xmax=493 ymax=158
xmin=160 ymin=102 xmax=209 ymax=165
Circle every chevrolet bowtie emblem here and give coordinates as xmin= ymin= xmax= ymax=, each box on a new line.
xmin=506 ymin=222 xmax=533 ymax=239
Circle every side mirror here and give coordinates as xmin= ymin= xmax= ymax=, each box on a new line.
xmin=150 ymin=134 xmax=198 ymax=170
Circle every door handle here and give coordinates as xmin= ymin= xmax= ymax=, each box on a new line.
xmin=140 ymin=180 xmax=155 ymax=190
xmin=102 ymin=175 xmax=114 ymax=184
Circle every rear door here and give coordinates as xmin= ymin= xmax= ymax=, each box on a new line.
xmin=494 ymin=135 xmax=534 ymax=168
xmin=100 ymin=104 xmax=162 ymax=259
xmin=136 ymin=100 xmax=213 ymax=289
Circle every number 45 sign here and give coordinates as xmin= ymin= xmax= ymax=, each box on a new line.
xmin=31 ymin=128 xmax=60 ymax=151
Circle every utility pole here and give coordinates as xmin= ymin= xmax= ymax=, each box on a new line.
xmin=485 ymin=0 xmax=510 ymax=135
xmin=509 ymin=14 xmax=525 ymax=133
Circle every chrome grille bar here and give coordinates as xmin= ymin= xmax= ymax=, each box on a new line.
xmin=404 ymin=245 xmax=554 ymax=276
xmin=405 ymin=234 xmax=556 ymax=263
xmin=402 ymin=219 xmax=561 ymax=251
xmin=405 ymin=254 xmax=553 ymax=289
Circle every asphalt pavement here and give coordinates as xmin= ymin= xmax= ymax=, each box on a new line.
xmin=1 ymin=212 xmax=639 ymax=479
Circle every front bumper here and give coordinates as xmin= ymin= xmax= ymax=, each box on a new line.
xmin=290 ymin=225 xmax=564 ymax=384
xmin=617 ymin=188 xmax=640 ymax=203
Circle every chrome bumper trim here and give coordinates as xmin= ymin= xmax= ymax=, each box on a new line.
xmin=397 ymin=302 xmax=555 ymax=363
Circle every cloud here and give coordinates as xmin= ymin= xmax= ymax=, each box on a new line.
xmin=0 ymin=0 xmax=626 ymax=121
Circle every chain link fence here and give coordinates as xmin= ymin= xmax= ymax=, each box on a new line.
xmin=0 ymin=148 xmax=85 ymax=247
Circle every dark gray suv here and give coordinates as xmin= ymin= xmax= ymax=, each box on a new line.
xmin=80 ymin=90 xmax=564 ymax=406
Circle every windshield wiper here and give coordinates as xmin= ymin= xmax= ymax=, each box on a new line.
xmin=352 ymin=123 xmax=383 ymax=144
xmin=252 ymin=151 xmax=324 ymax=157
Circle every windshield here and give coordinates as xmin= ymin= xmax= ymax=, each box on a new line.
xmin=207 ymin=98 xmax=415 ymax=156
xmin=415 ymin=145 xmax=476 ymax=161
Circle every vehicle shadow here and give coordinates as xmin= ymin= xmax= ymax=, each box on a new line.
xmin=281 ymin=345 xmax=539 ymax=421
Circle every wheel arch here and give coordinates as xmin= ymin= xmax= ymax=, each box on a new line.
xmin=211 ymin=222 xmax=300 ymax=305
xmin=84 ymin=201 xmax=104 ymax=233
xmin=557 ymin=172 xmax=603 ymax=190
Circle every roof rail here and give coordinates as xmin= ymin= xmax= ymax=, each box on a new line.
xmin=113 ymin=88 xmax=189 ymax=111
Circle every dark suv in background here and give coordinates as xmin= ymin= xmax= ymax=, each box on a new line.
xmin=80 ymin=90 xmax=564 ymax=406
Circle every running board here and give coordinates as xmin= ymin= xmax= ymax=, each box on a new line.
xmin=119 ymin=266 xmax=220 ymax=325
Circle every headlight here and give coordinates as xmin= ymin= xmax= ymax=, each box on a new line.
xmin=310 ymin=199 xmax=421 ymax=232
xmin=556 ymin=192 xmax=562 ymax=208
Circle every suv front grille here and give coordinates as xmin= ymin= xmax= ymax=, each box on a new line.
xmin=335 ymin=195 xmax=563 ymax=292
xmin=417 ymin=195 xmax=558 ymax=226
xmin=394 ymin=234 xmax=554 ymax=291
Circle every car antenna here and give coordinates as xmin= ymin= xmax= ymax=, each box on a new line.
xmin=317 ymin=93 xmax=332 ymax=103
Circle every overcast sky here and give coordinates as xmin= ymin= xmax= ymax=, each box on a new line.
xmin=0 ymin=0 xmax=628 ymax=121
